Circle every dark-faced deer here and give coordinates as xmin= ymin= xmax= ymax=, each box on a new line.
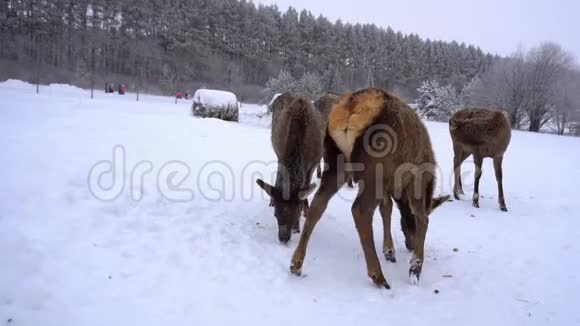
xmin=289 ymin=88 xmax=448 ymax=288
xmin=256 ymin=93 xmax=323 ymax=243
xmin=450 ymin=108 xmax=511 ymax=211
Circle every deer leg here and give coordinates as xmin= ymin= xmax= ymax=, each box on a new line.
xmin=293 ymin=203 xmax=303 ymax=234
xmin=453 ymin=150 xmax=469 ymax=199
xmin=296 ymin=198 xmax=308 ymax=233
xmin=296 ymin=171 xmax=315 ymax=232
xmin=493 ymin=155 xmax=507 ymax=212
xmin=408 ymin=197 xmax=429 ymax=284
xmin=458 ymin=152 xmax=469 ymax=195
xmin=347 ymin=174 xmax=354 ymax=188
xmin=343 ymin=171 xmax=354 ymax=188
xmin=302 ymin=199 xmax=309 ymax=217
xmin=472 ymin=155 xmax=483 ymax=208
xmin=379 ymin=196 xmax=396 ymax=263
xmin=395 ymin=197 xmax=416 ymax=251
xmin=290 ymin=168 xmax=344 ymax=276
xmin=352 ymin=188 xmax=389 ymax=289
xmin=302 ymin=171 xmax=315 ymax=219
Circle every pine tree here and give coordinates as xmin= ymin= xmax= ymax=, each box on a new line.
xmin=295 ymin=72 xmax=324 ymax=100
xmin=265 ymin=70 xmax=296 ymax=98
xmin=416 ymin=80 xmax=460 ymax=121
xmin=0 ymin=0 xmax=501 ymax=100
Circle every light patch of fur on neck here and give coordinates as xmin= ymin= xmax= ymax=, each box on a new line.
xmin=328 ymin=91 xmax=384 ymax=160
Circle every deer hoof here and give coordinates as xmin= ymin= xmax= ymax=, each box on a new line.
xmin=500 ymin=206 xmax=508 ymax=212
xmin=370 ymin=273 xmax=390 ymax=289
xmin=383 ymin=249 xmax=396 ymax=263
xmin=290 ymin=261 xmax=303 ymax=276
xmin=454 ymin=192 xmax=461 ymax=200
xmin=409 ymin=270 xmax=420 ymax=285
xmin=409 ymin=258 xmax=423 ymax=285
xmin=472 ymin=201 xmax=480 ymax=208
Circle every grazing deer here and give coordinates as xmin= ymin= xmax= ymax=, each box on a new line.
xmin=256 ymin=93 xmax=323 ymax=243
xmin=289 ymin=88 xmax=448 ymax=288
xmin=450 ymin=108 xmax=511 ymax=211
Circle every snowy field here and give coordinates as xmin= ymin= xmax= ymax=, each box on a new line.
xmin=1 ymin=80 xmax=579 ymax=325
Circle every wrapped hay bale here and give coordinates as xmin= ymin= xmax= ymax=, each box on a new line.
xmin=191 ymin=89 xmax=239 ymax=122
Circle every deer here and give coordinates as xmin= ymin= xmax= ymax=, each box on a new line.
xmin=256 ymin=93 xmax=324 ymax=243
xmin=450 ymin=108 xmax=512 ymax=211
xmin=314 ymin=93 xmax=355 ymax=188
xmin=288 ymin=88 xmax=448 ymax=288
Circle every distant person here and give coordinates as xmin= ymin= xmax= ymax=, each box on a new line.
xmin=176 ymin=90 xmax=184 ymax=99
xmin=119 ymin=85 xmax=126 ymax=95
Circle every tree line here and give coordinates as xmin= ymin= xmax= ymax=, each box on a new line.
xmin=0 ymin=0 xmax=495 ymax=101
xmin=2 ymin=0 xmax=577 ymax=134
xmin=416 ymin=42 xmax=580 ymax=134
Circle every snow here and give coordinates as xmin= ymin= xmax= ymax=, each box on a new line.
xmin=1 ymin=80 xmax=579 ymax=325
xmin=192 ymin=89 xmax=238 ymax=107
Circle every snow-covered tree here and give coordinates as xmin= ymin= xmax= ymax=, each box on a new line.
xmin=265 ymin=70 xmax=296 ymax=99
xmin=416 ymin=80 xmax=439 ymax=118
xmin=265 ymin=70 xmax=324 ymax=101
xmin=460 ymin=76 xmax=483 ymax=106
xmin=1 ymin=0 xmax=497 ymax=100
xmin=295 ymin=72 xmax=324 ymax=100
xmin=416 ymin=80 xmax=460 ymax=121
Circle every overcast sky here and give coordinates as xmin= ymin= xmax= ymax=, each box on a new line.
xmin=253 ymin=0 xmax=580 ymax=59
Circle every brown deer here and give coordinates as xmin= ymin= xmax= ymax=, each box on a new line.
xmin=289 ymin=88 xmax=448 ymax=288
xmin=450 ymin=108 xmax=511 ymax=211
xmin=256 ymin=93 xmax=323 ymax=243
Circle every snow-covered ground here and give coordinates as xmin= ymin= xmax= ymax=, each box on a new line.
xmin=1 ymin=80 xmax=579 ymax=325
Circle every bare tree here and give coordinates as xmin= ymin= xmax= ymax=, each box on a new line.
xmin=475 ymin=43 xmax=576 ymax=132
xmin=524 ymin=42 xmax=574 ymax=132
xmin=502 ymin=51 xmax=529 ymax=128
xmin=473 ymin=50 xmax=528 ymax=128
xmin=553 ymin=70 xmax=580 ymax=135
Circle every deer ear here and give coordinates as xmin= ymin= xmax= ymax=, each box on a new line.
xmin=256 ymin=179 xmax=275 ymax=198
xmin=429 ymin=195 xmax=451 ymax=214
xmin=298 ymin=183 xmax=317 ymax=200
